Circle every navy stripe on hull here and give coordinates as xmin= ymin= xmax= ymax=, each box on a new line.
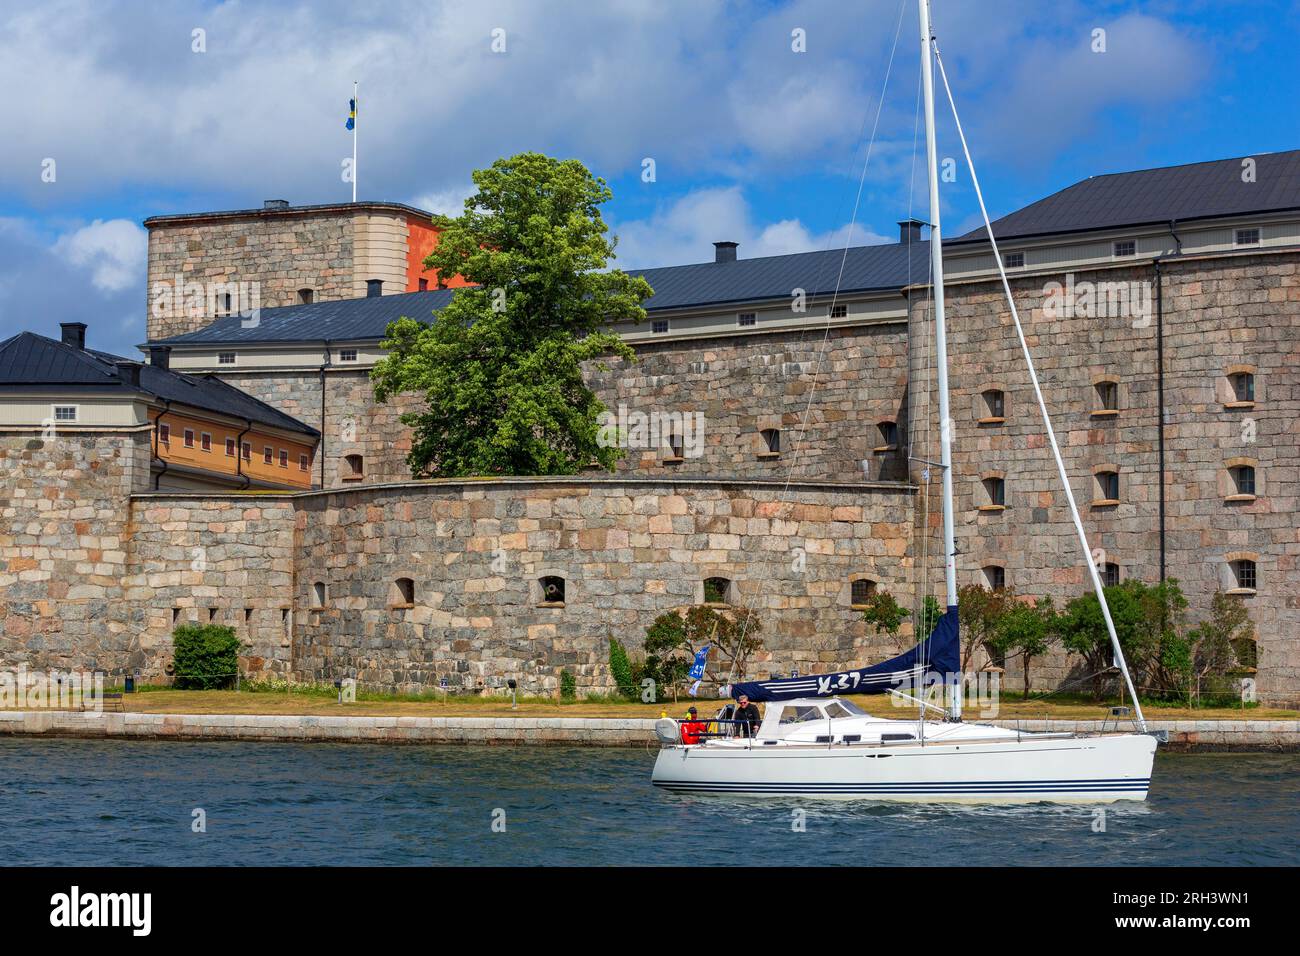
xmin=655 ymin=777 xmax=1151 ymax=795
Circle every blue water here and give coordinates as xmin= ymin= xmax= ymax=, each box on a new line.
xmin=1 ymin=740 xmax=1295 ymax=866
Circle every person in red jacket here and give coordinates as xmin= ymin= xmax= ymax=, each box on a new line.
xmin=680 ymin=706 xmax=706 ymax=745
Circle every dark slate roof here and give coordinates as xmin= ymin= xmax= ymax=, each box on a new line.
xmin=955 ymin=149 xmax=1300 ymax=243
xmin=0 ymin=331 xmax=318 ymax=436
xmin=154 ymin=242 xmax=929 ymax=345
xmin=153 ymin=289 xmax=458 ymax=345
xmin=629 ymin=240 xmax=929 ymax=310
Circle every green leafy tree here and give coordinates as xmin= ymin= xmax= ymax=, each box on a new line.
xmin=371 ymin=152 xmax=653 ymax=477
xmin=957 ymin=584 xmax=1016 ymax=672
xmin=643 ymin=611 xmax=693 ymax=694
xmin=1185 ymin=590 xmax=1253 ymax=703
xmin=1059 ymin=578 xmax=1185 ymax=698
xmin=172 ymin=623 xmax=242 ymax=690
xmin=988 ymin=597 xmax=1059 ymax=698
xmin=608 ymin=636 xmax=636 ymax=700
xmin=859 ymin=589 xmax=910 ymax=639
xmin=918 ymin=595 xmax=943 ymax=638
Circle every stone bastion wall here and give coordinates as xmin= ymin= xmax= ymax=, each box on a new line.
xmin=123 ymin=477 xmax=919 ymax=694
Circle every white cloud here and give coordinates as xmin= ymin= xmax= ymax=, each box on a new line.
xmin=409 ymin=184 xmax=475 ymax=217
xmin=52 ymin=219 xmax=147 ymax=294
xmin=610 ymin=186 xmax=890 ymax=270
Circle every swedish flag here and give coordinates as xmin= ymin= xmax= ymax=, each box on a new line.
xmin=345 ymin=97 xmax=356 ymax=131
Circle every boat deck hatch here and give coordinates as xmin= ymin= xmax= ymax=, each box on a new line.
xmin=882 ymin=733 xmax=916 ymax=742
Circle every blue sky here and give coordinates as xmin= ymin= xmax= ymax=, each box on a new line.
xmin=2 ymin=0 xmax=1297 ymax=356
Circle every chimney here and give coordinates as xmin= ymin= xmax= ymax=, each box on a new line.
xmin=60 ymin=322 xmax=87 ymax=350
xmin=898 ymin=219 xmax=925 ymax=244
xmin=147 ymin=345 xmax=171 ymax=369
xmin=263 ymin=199 xmax=290 ymax=210
xmin=713 ymin=241 xmax=738 ymax=264
xmin=366 ymin=279 xmax=383 ymax=297
xmin=115 ymin=361 xmax=142 ymax=389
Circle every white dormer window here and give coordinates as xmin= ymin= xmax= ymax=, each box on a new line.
xmin=217 ymin=352 xmax=236 ymax=365
xmin=53 ymin=405 xmax=77 ymax=422
xmin=1003 ymin=252 xmax=1024 ymax=268
xmin=339 ymin=348 xmax=358 ymax=362
xmin=1235 ymin=228 xmax=1260 ymax=246
xmin=1113 ymin=240 xmax=1136 ymax=257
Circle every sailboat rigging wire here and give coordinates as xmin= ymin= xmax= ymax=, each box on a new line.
xmin=931 ymin=44 xmax=1146 ymax=731
xmin=726 ymin=0 xmax=909 ymax=679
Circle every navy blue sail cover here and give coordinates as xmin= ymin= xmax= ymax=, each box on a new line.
xmin=730 ymin=605 xmax=960 ymax=702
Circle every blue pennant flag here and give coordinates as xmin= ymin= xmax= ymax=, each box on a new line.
xmin=687 ymin=644 xmax=710 ymax=681
xmin=345 ymin=98 xmax=356 ymax=131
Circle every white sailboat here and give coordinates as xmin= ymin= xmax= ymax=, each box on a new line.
xmin=650 ymin=0 xmax=1159 ymax=803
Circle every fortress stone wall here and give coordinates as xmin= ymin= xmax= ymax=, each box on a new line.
xmin=4 ymin=472 xmax=917 ymax=695
xmin=909 ymin=251 xmax=1300 ymax=704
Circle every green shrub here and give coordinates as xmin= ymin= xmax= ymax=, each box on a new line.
xmin=608 ymin=637 xmax=636 ymax=700
xmin=559 ymin=669 xmax=577 ymax=701
xmin=172 ymin=623 xmax=242 ymax=690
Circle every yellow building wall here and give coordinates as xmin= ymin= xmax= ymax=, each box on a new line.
xmin=149 ymin=409 xmax=315 ymax=488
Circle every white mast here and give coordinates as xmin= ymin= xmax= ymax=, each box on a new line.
xmin=918 ymin=0 xmax=961 ymax=720
xmin=352 ymin=80 xmax=358 ymax=203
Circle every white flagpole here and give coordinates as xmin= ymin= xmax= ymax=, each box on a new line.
xmin=351 ymin=80 xmax=358 ymax=203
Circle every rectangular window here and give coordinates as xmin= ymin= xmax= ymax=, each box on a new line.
xmin=159 ymin=423 xmax=170 ymax=444
xmin=1113 ymin=240 xmax=1136 ymax=257
xmin=241 ymin=442 xmax=251 ymax=461
xmin=1003 ymin=252 xmax=1024 ymax=268
xmin=184 ymin=429 xmax=195 ymax=448
xmin=53 ymin=405 xmax=77 ymax=422
xmin=217 ymin=352 xmax=236 ymax=365
xmin=299 ymin=453 xmax=309 ymax=471
xmin=279 ymin=449 xmax=289 ymax=468
xmin=418 ymin=278 xmax=429 ymax=291
xmin=829 ymin=304 xmax=848 ymax=319
xmin=737 ymin=313 xmax=756 ymax=327
xmin=651 ymin=320 xmax=669 ymax=334
xmin=200 ymin=432 xmax=211 ymax=452
xmin=225 ymin=438 xmax=236 ymax=457
xmin=339 ymin=348 xmax=358 ymax=362
xmin=263 ymin=446 xmax=273 ymax=465
xmin=1235 ymin=228 xmax=1260 ymax=246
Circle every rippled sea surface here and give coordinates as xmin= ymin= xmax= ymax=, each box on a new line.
xmin=1 ymin=740 xmax=1295 ymax=866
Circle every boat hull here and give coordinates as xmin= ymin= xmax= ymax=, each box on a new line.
xmin=652 ymin=732 xmax=1157 ymax=803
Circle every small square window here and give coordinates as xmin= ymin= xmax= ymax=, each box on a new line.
xmin=1096 ymin=380 xmax=1119 ymax=412
xmin=53 ymin=405 xmax=77 ymax=422
xmin=1113 ymin=240 xmax=1136 ymax=257
xmin=184 ymin=429 xmax=195 ymax=448
xmin=339 ymin=349 xmax=358 ymax=362
xmin=651 ymin=320 xmax=669 ymax=334
xmin=983 ymin=566 xmax=1006 ymax=590
xmin=1003 ymin=252 xmax=1024 ymax=269
xmin=418 ymin=278 xmax=429 ymax=291
xmin=982 ymin=389 xmax=1005 ymax=419
xmin=850 ymin=578 xmax=876 ymax=606
xmin=1235 ymin=228 xmax=1260 ymax=246
xmin=829 ymin=304 xmax=848 ymax=319
xmin=217 ymin=352 xmax=236 ymax=365
xmin=737 ymin=313 xmax=756 ymax=327
xmin=1232 ymin=559 xmax=1257 ymax=590
xmin=1230 ymin=372 xmax=1254 ymax=403
xmin=225 ymin=438 xmax=236 ymax=457
xmin=1102 ymin=562 xmax=1121 ymax=587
